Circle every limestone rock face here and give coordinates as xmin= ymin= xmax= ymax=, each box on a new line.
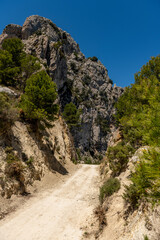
xmin=3 ymin=24 xmax=22 ymax=38
xmin=0 ymin=15 xmax=124 ymax=155
xmin=0 ymin=118 xmax=74 ymax=198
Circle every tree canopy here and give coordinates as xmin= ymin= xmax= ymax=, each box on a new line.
xmin=0 ymin=38 xmax=41 ymax=88
xmin=113 ymin=55 xmax=160 ymax=207
xmin=21 ymin=70 xmax=58 ymax=121
xmin=63 ymin=102 xmax=81 ymax=127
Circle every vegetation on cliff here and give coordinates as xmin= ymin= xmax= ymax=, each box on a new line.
xmin=0 ymin=38 xmax=59 ymax=131
xmin=107 ymin=55 xmax=160 ymax=208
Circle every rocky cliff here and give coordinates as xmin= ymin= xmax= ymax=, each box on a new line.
xmin=0 ymin=15 xmax=124 ymax=156
xmin=0 ymin=112 xmax=74 ymax=199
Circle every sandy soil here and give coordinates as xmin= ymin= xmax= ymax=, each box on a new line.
xmin=0 ymin=164 xmax=100 ymax=240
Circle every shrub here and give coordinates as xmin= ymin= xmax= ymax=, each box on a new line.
xmin=76 ymin=148 xmax=82 ymax=161
xmin=70 ymin=62 xmax=78 ymax=73
xmin=20 ymin=54 xmax=41 ymax=90
xmin=107 ymin=142 xmax=134 ymax=176
xmin=26 ymin=156 xmax=34 ymax=165
xmin=53 ymin=41 xmax=63 ymax=50
xmin=2 ymin=38 xmax=24 ymax=66
xmin=88 ymin=56 xmax=98 ymax=62
xmin=109 ymin=78 xmax=113 ymax=84
xmin=96 ymin=114 xmax=110 ymax=134
xmin=94 ymin=205 xmax=107 ymax=228
xmin=144 ymin=235 xmax=149 ymax=240
xmin=63 ymin=102 xmax=82 ymax=127
xmin=123 ymin=148 xmax=160 ymax=208
xmin=0 ymin=49 xmax=19 ymax=86
xmin=84 ymin=157 xmax=92 ymax=164
xmin=21 ymin=70 xmax=59 ymax=121
xmin=66 ymin=78 xmax=73 ymax=90
xmin=5 ymin=146 xmax=13 ymax=153
xmin=99 ymin=177 xmax=120 ymax=203
xmin=115 ymin=55 xmax=160 ymax=147
xmin=123 ymin=183 xmax=141 ymax=210
xmin=0 ymin=38 xmax=41 ymax=88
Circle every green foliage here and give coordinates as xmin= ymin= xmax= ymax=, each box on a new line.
xmin=21 ymin=70 xmax=58 ymax=121
xmin=2 ymin=38 xmax=24 ymax=66
xmin=0 ymin=49 xmax=19 ymax=85
xmin=115 ymin=55 xmax=160 ymax=147
xmin=76 ymin=148 xmax=82 ymax=161
xmin=99 ymin=177 xmax=120 ymax=203
xmin=71 ymin=157 xmax=78 ymax=164
xmin=53 ymin=41 xmax=63 ymax=50
xmin=6 ymin=153 xmax=20 ymax=164
xmin=26 ymin=156 xmax=34 ymax=165
xmin=115 ymin=55 xmax=160 ymax=206
xmin=63 ymin=102 xmax=82 ymax=127
xmin=144 ymin=235 xmax=149 ymax=240
xmin=5 ymin=146 xmax=13 ymax=153
xmin=123 ymin=148 xmax=160 ymax=208
xmin=20 ymin=55 xmax=41 ymax=89
xmin=84 ymin=157 xmax=92 ymax=164
xmin=96 ymin=114 xmax=110 ymax=134
xmin=0 ymin=38 xmax=41 ymax=88
xmin=88 ymin=56 xmax=98 ymax=62
xmin=107 ymin=142 xmax=134 ymax=176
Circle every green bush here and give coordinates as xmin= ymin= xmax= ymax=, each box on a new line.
xmin=6 ymin=153 xmax=20 ymax=164
xmin=123 ymin=148 xmax=160 ymax=208
xmin=144 ymin=235 xmax=149 ymax=240
xmin=95 ymin=114 xmax=110 ymax=134
xmin=20 ymin=55 xmax=41 ymax=90
xmin=115 ymin=55 xmax=160 ymax=147
xmin=107 ymin=142 xmax=134 ymax=176
xmin=53 ymin=41 xmax=63 ymax=50
xmin=21 ymin=70 xmax=59 ymax=121
xmin=123 ymin=183 xmax=141 ymax=210
xmin=115 ymin=55 xmax=160 ymax=207
xmin=88 ymin=56 xmax=98 ymax=62
xmin=2 ymin=38 xmax=24 ymax=66
xmin=26 ymin=156 xmax=34 ymax=165
xmin=84 ymin=157 xmax=92 ymax=164
xmin=0 ymin=49 xmax=19 ymax=85
xmin=0 ymin=38 xmax=41 ymax=88
xmin=63 ymin=102 xmax=82 ymax=127
xmin=109 ymin=79 xmax=113 ymax=85
xmin=99 ymin=177 xmax=120 ymax=203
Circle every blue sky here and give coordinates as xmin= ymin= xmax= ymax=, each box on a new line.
xmin=0 ymin=0 xmax=160 ymax=87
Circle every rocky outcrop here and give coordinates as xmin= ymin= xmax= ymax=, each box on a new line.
xmin=0 ymin=86 xmax=18 ymax=97
xmin=0 ymin=15 xmax=124 ymax=156
xmin=0 ymin=118 xmax=74 ymax=198
xmin=99 ymin=148 xmax=160 ymax=240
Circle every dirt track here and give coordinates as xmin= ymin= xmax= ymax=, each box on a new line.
xmin=0 ymin=165 xmax=100 ymax=240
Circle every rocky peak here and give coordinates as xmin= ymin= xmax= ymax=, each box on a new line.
xmin=0 ymin=15 xmax=124 ymax=157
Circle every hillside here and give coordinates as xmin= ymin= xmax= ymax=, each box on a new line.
xmin=0 ymin=15 xmax=123 ymax=157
